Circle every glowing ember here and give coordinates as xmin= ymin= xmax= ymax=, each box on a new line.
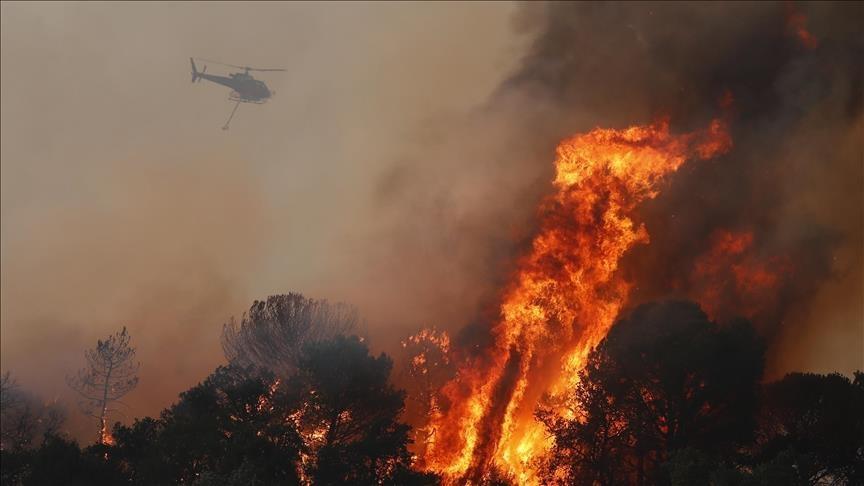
xmin=422 ymin=117 xmax=732 ymax=483
xmin=100 ymin=422 xmax=116 ymax=447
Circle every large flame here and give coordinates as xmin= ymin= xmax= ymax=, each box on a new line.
xmin=422 ymin=117 xmax=732 ymax=483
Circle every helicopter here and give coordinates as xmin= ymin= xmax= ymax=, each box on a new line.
xmin=190 ymin=57 xmax=285 ymax=130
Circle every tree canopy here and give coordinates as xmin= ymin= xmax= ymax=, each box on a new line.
xmin=286 ymin=335 xmax=436 ymax=485
xmin=0 ymin=335 xmax=435 ymax=486
xmin=222 ymin=293 xmax=358 ymax=377
xmin=2 ymin=299 xmax=860 ymax=486
xmin=540 ymin=300 xmax=765 ymax=485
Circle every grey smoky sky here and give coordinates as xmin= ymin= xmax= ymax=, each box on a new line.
xmin=1 ymin=1 xmax=528 ymax=437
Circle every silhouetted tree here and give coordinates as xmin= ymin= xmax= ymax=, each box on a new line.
xmin=222 ymin=293 xmax=357 ymax=377
xmin=0 ymin=372 xmax=28 ymax=451
xmin=0 ymin=373 xmax=66 ymax=452
xmin=2 ymin=436 xmax=125 ymax=486
xmin=111 ymin=365 xmax=303 ymax=485
xmin=1 ymin=372 xmax=18 ymax=412
xmin=749 ymin=371 xmax=864 ymax=485
xmin=399 ymin=327 xmax=454 ymax=457
xmin=67 ymin=327 xmax=139 ymax=444
xmin=286 ymin=335 xmax=436 ymax=485
xmin=663 ymin=447 xmax=744 ymax=486
xmin=540 ymin=300 xmax=765 ymax=486
xmin=91 ymin=335 xmax=438 ymax=486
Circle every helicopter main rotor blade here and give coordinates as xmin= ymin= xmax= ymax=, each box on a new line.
xmin=247 ymin=68 xmax=286 ymax=72
xmin=195 ymin=58 xmax=246 ymax=70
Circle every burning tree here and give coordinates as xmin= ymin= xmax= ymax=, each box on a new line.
xmin=423 ymin=117 xmax=732 ymax=483
xmin=400 ymin=327 xmax=454 ymax=459
xmin=222 ymin=293 xmax=358 ymax=377
xmin=67 ymin=327 xmax=139 ymax=445
xmin=286 ymin=335 xmax=436 ymax=485
xmin=103 ymin=336 xmax=436 ymax=485
xmin=538 ymin=300 xmax=764 ymax=485
xmin=112 ymin=365 xmax=303 ymax=485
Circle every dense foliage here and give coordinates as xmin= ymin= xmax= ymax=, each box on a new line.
xmin=1 ymin=336 xmax=435 ymax=486
xmin=2 ymin=300 xmax=861 ymax=485
xmin=537 ymin=301 xmax=863 ymax=486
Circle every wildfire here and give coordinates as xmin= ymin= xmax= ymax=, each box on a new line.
xmin=401 ymin=327 xmax=453 ymax=459
xmin=100 ymin=423 xmax=116 ymax=447
xmin=691 ymin=229 xmax=790 ymax=321
xmin=422 ymin=117 xmax=732 ymax=483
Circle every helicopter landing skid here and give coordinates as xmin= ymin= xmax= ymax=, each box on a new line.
xmin=228 ymin=92 xmax=266 ymax=104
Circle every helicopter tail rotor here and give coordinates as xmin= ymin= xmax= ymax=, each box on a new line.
xmin=190 ymin=58 xmax=208 ymax=83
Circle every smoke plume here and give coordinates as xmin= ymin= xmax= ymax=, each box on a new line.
xmin=369 ymin=2 xmax=862 ymax=377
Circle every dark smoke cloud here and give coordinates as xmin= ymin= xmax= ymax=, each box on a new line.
xmin=370 ymin=2 xmax=862 ymax=376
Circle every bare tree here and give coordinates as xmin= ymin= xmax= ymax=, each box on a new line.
xmin=222 ymin=293 xmax=357 ymax=377
xmin=67 ymin=327 xmax=139 ymax=445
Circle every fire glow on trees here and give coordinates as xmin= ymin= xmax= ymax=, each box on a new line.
xmin=420 ymin=117 xmax=733 ymax=483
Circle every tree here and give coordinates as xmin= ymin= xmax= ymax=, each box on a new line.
xmin=1 ymin=371 xmax=19 ymax=412
xmin=663 ymin=447 xmax=744 ymax=486
xmin=67 ymin=327 xmax=139 ymax=445
xmin=0 ymin=372 xmax=25 ymax=450
xmin=286 ymin=335 xmax=436 ymax=485
xmin=222 ymin=293 xmax=357 ymax=377
xmin=108 ymin=336 xmax=435 ymax=485
xmin=112 ymin=365 xmax=303 ymax=485
xmin=399 ymin=327 xmax=454 ymax=458
xmin=540 ymin=300 xmax=765 ymax=486
xmin=0 ymin=435 xmax=126 ymax=486
xmin=0 ymin=372 xmax=66 ymax=452
xmin=750 ymin=371 xmax=864 ymax=485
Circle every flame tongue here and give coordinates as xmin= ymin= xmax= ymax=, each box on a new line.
xmin=423 ymin=118 xmax=732 ymax=483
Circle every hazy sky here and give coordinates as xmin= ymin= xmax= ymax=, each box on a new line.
xmin=1 ymin=1 xmax=527 ymax=436
xmin=3 ymin=2 xmax=861 ymax=441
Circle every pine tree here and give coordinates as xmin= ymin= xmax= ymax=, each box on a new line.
xmin=68 ymin=327 xmax=139 ymax=444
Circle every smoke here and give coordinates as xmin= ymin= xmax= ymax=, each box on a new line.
xmin=0 ymin=1 xmax=523 ymax=439
xmin=1 ymin=1 xmax=860 ymax=442
xmin=0 ymin=157 xmax=270 ymax=438
xmin=365 ymin=2 xmax=862 ymax=376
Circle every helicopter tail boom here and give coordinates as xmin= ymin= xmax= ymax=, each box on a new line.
xmin=190 ymin=57 xmax=202 ymax=83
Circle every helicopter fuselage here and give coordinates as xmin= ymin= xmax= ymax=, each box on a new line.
xmin=190 ymin=58 xmax=283 ymax=128
xmin=196 ymin=72 xmax=271 ymax=102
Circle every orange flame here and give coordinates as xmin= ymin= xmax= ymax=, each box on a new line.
xmin=691 ymin=229 xmax=790 ymax=321
xmin=402 ymin=327 xmax=453 ymax=458
xmin=100 ymin=422 xmax=116 ymax=446
xmin=422 ymin=117 xmax=732 ymax=483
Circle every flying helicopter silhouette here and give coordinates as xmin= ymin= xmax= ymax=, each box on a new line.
xmin=190 ymin=57 xmax=285 ymax=130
